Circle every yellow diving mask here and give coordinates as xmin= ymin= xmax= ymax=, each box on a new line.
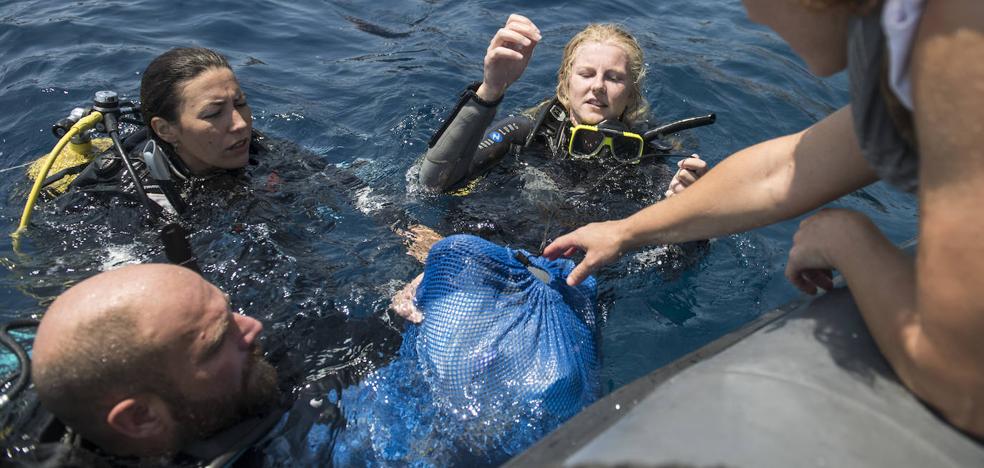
xmin=567 ymin=120 xmax=645 ymax=163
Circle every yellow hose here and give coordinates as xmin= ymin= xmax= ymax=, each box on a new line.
xmin=12 ymin=111 xmax=103 ymax=238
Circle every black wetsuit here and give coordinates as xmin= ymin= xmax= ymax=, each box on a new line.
xmin=419 ymin=83 xmax=693 ymax=257
xmin=420 ymin=84 xmax=675 ymax=191
xmin=10 ymin=130 xmax=412 ymax=467
xmin=56 ymin=127 xmax=267 ymax=217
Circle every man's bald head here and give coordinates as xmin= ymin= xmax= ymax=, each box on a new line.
xmin=32 ymin=264 xmax=213 ymax=451
xmin=35 ymin=263 xmax=205 ymax=357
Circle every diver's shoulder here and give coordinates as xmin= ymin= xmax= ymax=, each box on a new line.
xmin=251 ymin=128 xmax=270 ymax=154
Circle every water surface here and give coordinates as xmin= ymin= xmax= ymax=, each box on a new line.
xmin=0 ymin=0 xmax=918 ymax=463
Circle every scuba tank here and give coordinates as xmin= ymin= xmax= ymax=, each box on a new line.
xmin=13 ymin=90 xmax=152 ymax=242
xmin=26 ymin=107 xmax=113 ymax=197
xmin=12 ymin=89 xmax=199 ymax=251
xmin=23 ymin=92 xmax=144 ymax=199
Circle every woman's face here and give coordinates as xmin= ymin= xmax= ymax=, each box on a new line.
xmin=566 ymin=41 xmax=631 ymax=125
xmin=154 ymin=67 xmax=252 ymax=174
xmin=742 ymin=0 xmax=852 ymax=76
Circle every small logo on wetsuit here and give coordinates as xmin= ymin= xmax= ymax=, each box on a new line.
xmin=479 ymin=124 xmax=519 ymax=150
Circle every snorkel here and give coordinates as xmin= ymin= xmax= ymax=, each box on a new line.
xmin=529 ymin=98 xmax=718 ymax=162
xmin=643 ymin=113 xmax=717 ymax=142
xmin=568 ymin=113 xmax=718 ymax=158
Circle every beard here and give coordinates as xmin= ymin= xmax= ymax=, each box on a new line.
xmin=166 ymin=345 xmax=281 ymax=442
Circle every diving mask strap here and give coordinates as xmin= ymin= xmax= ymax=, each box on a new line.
xmin=524 ymin=97 xmax=566 ymax=148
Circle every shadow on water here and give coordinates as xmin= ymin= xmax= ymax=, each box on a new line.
xmin=342 ymin=15 xmax=413 ymax=39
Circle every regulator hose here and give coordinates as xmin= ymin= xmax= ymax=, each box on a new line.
xmin=105 ymin=112 xmax=162 ymax=219
xmin=13 ymin=112 xmax=103 ymax=237
xmin=0 ymin=319 xmax=39 ymax=409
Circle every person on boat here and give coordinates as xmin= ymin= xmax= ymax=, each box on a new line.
xmin=58 ymin=47 xmax=267 ymax=217
xmin=30 ymin=264 xmax=283 ymax=465
xmin=416 ymin=15 xmax=709 ymax=256
xmin=544 ymin=0 xmax=984 ymax=437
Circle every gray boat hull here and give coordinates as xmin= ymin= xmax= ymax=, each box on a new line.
xmin=508 ymin=287 xmax=984 ymax=467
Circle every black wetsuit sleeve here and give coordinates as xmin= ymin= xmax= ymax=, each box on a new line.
xmin=420 ymin=90 xmax=535 ymax=192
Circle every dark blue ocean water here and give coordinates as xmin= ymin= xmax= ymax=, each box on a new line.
xmin=0 ymin=0 xmax=918 ymax=463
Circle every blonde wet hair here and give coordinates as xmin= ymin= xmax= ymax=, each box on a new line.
xmin=554 ymin=23 xmax=649 ymax=127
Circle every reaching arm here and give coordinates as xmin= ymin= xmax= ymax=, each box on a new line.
xmin=545 ymin=105 xmax=879 ymax=285
xmin=624 ymin=105 xmax=878 ymax=244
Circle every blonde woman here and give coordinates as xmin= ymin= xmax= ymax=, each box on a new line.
xmin=419 ymin=14 xmax=707 ymax=196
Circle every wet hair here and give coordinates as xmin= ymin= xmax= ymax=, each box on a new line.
xmin=140 ymin=47 xmax=232 ymax=155
xmin=33 ymin=310 xmax=171 ymax=448
xmin=555 ymin=23 xmax=649 ymax=127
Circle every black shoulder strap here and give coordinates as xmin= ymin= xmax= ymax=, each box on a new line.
xmin=524 ymin=97 xmax=566 ymax=148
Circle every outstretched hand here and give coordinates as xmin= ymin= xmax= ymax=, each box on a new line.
xmin=542 ymin=220 xmax=628 ymax=286
xmin=477 ymin=14 xmax=541 ymax=102
xmin=665 ymin=154 xmax=708 ymax=198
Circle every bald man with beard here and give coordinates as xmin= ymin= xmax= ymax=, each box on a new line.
xmin=32 ymin=264 xmax=281 ymax=461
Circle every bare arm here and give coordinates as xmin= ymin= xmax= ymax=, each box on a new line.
xmin=774 ymin=0 xmax=984 ymax=436
xmin=626 ymin=105 xmax=878 ymax=244
xmin=545 ymin=105 xmax=879 ymax=285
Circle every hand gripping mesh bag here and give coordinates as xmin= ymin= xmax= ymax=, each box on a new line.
xmin=416 ymin=234 xmax=599 ymax=425
xmin=330 ymin=234 xmax=599 ymax=465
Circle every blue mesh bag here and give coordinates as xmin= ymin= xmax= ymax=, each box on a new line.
xmin=329 ymin=234 xmax=599 ymax=466
xmin=416 ymin=234 xmax=599 ymax=425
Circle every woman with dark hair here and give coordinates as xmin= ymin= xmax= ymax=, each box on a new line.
xmin=63 ymin=47 xmax=266 ymax=215
xmin=140 ymin=47 xmax=255 ymax=175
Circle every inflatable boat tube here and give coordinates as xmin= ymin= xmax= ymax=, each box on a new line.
xmin=507 ymin=285 xmax=984 ymax=467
